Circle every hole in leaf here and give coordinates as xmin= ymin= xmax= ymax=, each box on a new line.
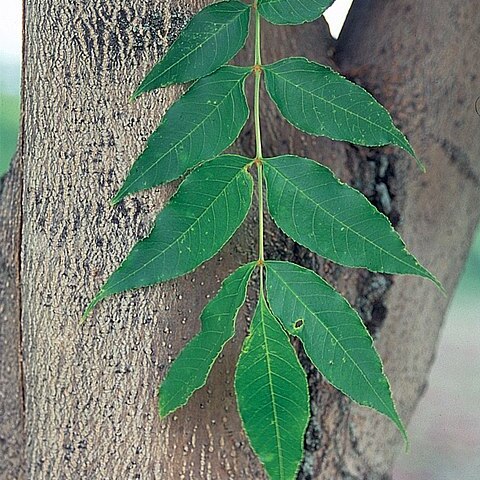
xmin=294 ymin=319 xmax=304 ymax=330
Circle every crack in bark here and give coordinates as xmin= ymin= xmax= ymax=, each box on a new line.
xmin=17 ymin=0 xmax=29 ymax=469
xmin=437 ymin=137 xmax=480 ymax=186
xmin=345 ymin=147 xmax=401 ymax=336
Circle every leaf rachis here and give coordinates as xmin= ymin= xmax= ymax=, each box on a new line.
xmin=84 ymin=1 xmax=443 ymax=478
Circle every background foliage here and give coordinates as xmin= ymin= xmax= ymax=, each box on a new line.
xmin=0 ymin=60 xmax=20 ymax=175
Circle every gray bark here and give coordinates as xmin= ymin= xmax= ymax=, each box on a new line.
xmin=0 ymin=0 xmax=479 ymax=479
xmin=0 ymin=155 xmax=25 ymax=478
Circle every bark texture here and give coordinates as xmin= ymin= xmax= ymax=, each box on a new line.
xmin=0 ymin=156 xmax=25 ymax=479
xmin=0 ymin=0 xmax=479 ymax=479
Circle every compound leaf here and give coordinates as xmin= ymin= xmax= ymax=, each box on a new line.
xmin=84 ymin=155 xmax=253 ymax=317
xmin=159 ymin=262 xmax=255 ymax=417
xmin=263 ymin=155 xmax=439 ymax=285
xmin=258 ymin=0 xmax=334 ymax=25
xmin=264 ymin=58 xmax=421 ymax=168
xmin=265 ymin=260 xmax=407 ymax=441
xmin=133 ymin=0 xmax=251 ymax=97
xmin=235 ymin=293 xmax=309 ymax=480
xmin=113 ymin=66 xmax=250 ymax=204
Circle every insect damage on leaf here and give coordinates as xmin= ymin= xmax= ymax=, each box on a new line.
xmin=86 ymin=1 xmax=441 ymax=478
xmin=265 ymin=261 xmax=407 ymax=441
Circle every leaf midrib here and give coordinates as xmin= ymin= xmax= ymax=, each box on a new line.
xmin=259 ymin=300 xmax=285 ymax=479
xmin=266 ymin=61 xmax=408 ymax=150
xmin=267 ymin=265 xmax=398 ymax=422
xmin=266 ymin=161 xmax=426 ymax=276
xmin=106 ymin=167 xmax=250 ymax=293
xmin=140 ymin=3 xmax=248 ymax=91
xmin=127 ymin=71 xmax=247 ymax=192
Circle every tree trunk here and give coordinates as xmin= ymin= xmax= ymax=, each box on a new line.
xmin=1 ymin=0 xmax=478 ymax=479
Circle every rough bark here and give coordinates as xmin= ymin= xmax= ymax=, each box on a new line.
xmin=0 ymin=155 xmax=25 ymax=479
xmin=0 ymin=0 xmax=479 ymax=479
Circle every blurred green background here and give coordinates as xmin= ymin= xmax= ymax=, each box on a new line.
xmin=0 ymin=59 xmax=20 ymax=175
xmin=0 ymin=2 xmax=478 ymax=479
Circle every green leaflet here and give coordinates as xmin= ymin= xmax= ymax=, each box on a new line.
xmin=258 ymin=0 xmax=334 ymax=25
xmin=235 ymin=293 xmax=309 ymax=480
xmin=132 ymin=0 xmax=251 ymax=97
xmin=84 ymin=155 xmax=253 ymax=317
xmin=159 ymin=262 xmax=255 ymax=417
xmin=263 ymin=155 xmax=439 ymax=286
xmin=265 ymin=261 xmax=407 ymax=441
xmin=112 ymin=66 xmax=250 ymax=204
xmin=264 ymin=58 xmax=422 ymax=170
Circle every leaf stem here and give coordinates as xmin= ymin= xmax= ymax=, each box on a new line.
xmin=253 ymin=3 xmax=264 ymax=285
xmin=253 ymin=5 xmax=262 ymax=161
